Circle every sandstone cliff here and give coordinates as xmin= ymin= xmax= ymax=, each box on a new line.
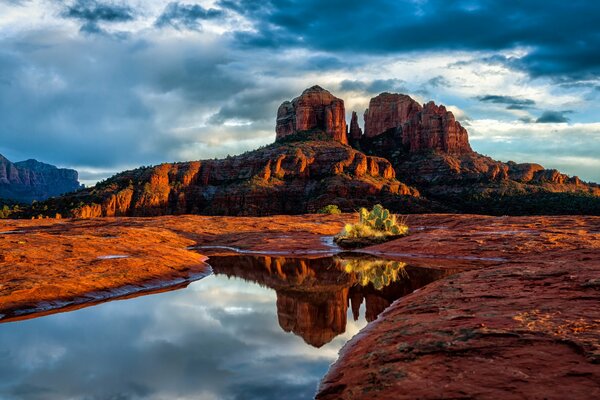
xmin=0 ymin=155 xmax=81 ymax=203
xmin=362 ymin=93 xmax=471 ymax=154
xmin=276 ymin=86 xmax=348 ymax=144
xmin=353 ymin=92 xmax=599 ymax=214
xmin=42 ymin=140 xmax=421 ymax=218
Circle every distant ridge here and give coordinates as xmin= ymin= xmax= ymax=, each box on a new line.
xmin=0 ymin=155 xmax=81 ymax=203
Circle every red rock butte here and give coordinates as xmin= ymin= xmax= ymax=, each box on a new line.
xmin=276 ymin=85 xmax=348 ymax=144
xmin=277 ymin=87 xmax=472 ymax=155
xmin=363 ymin=92 xmax=472 ymax=154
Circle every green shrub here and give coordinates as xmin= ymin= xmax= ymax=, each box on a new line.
xmin=318 ymin=204 xmax=342 ymax=214
xmin=337 ymin=204 xmax=409 ymax=240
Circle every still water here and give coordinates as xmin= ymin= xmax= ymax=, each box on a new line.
xmin=0 ymin=255 xmax=456 ymax=400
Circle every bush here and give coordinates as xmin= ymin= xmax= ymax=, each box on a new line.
xmin=334 ymin=204 xmax=409 ymax=247
xmin=318 ymin=204 xmax=342 ymax=214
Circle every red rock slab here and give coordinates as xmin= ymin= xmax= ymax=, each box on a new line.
xmin=318 ymin=240 xmax=600 ymax=398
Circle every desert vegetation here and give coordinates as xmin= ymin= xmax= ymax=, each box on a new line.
xmin=318 ymin=205 xmax=342 ymax=214
xmin=334 ymin=204 xmax=409 ymax=248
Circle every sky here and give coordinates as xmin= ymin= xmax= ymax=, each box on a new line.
xmin=0 ymin=0 xmax=599 ymax=185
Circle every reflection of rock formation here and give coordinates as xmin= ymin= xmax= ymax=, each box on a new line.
xmin=208 ymin=255 xmax=458 ymax=347
xmin=277 ymin=289 xmax=349 ymax=347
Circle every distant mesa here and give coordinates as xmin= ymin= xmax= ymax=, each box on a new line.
xmin=276 ymin=85 xmax=348 ymax=144
xmin=0 ymin=155 xmax=81 ymax=203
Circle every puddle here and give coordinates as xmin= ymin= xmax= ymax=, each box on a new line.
xmin=96 ymin=255 xmax=130 ymax=260
xmin=0 ymin=254 xmax=460 ymax=399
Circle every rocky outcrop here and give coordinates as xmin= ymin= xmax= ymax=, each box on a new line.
xmin=317 ymin=214 xmax=600 ymax=400
xmin=404 ymin=101 xmax=472 ymax=153
xmin=354 ymin=91 xmax=599 ymax=214
xmin=0 ymin=155 xmax=81 ymax=203
xmin=46 ymin=140 xmax=419 ymax=218
xmin=364 ymin=93 xmax=421 ymax=138
xmin=361 ymin=93 xmax=471 ymax=154
xmin=349 ymin=111 xmax=362 ymax=141
xmin=276 ymin=86 xmax=348 ymax=144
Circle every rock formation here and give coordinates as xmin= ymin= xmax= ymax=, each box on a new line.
xmin=19 ymin=85 xmax=600 ymax=217
xmin=362 ymin=93 xmax=471 ymax=154
xmin=39 ymin=140 xmax=419 ymax=218
xmin=364 ymin=93 xmax=421 ymax=138
xmin=0 ymin=155 xmax=81 ymax=203
xmin=276 ymin=86 xmax=348 ymax=144
xmin=349 ymin=111 xmax=362 ymax=141
xmin=353 ymin=91 xmax=599 ymax=214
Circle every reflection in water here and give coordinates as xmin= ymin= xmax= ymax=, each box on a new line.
xmin=208 ymin=255 xmax=458 ymax=348
xmin=0 ymin=254 xmax=457 ymax=400
xmin=342 ymin=258 xmax=408 ymax=290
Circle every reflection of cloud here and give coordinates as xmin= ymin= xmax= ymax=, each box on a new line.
xmin=0 ymin=275 xmax=361 ymax=400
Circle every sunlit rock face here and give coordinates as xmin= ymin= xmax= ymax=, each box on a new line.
xmin=276 ymin=86 xmax=348 ymax=144
xmin=50 ymin=140 xmax=418 ymax=218
xmin=362 ymin=93 xmax=472 ymax=154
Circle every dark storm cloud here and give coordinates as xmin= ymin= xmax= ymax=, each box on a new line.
xmin=219 ymin=0 xmax=600 ymax=81
xmin=63 ymin=0 xmax=134 ymax=22
xmin=62 ymin=0 xmax=135 ymax=34
xmin=477 ymin=95 xmax=536 ymax=110
xmin=536 ymin=110 xmax=572 ymax=123
xmin=155 ymin=2 xmax=225 ymax=30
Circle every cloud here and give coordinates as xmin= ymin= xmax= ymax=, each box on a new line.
xmin=340 ymin=78 xmax=408 ymax=94
xmin=427 ymin=76 xmax=450 ymax=88
xmin=155 ymin=2 xmax=225 ymax=30
xmin=61 ymin=0 xmax=135 ymax=34
xmin=2 ymin=0 xmax=30 ymax=5
xmin=218 ymin=0 xmax=600 ymax=82
xmin=63 ymin=0 xmax=134 ymax=22
xmin=477 ymin=95 xmax=536 ymax=110
xmin=0 ymin=28 xmax=260 ymax=171
xmin=469 ymin=119 xmax=600 ymax=182
xmin=536 ymin=110 xmax=572 ymax=123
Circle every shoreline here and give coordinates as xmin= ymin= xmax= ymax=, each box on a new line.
xmin=1 ymin=213 xmax=599 ymax=398
xmin=0 ymin=265 xmax=212 ymax=323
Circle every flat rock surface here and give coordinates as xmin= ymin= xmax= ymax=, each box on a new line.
xmin=1 ymin=214 xmax=599 ymax=398
xmin=318 ymin=214 xmax=600 ymax=399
